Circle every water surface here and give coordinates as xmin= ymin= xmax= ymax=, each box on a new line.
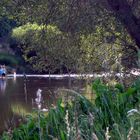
xmin=0 ymin=76 xmax=85 ymax=133
xmin=0 ymin=73 xmax=137 ymax=133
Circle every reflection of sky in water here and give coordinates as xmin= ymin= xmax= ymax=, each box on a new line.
xmin=0 ymin=77 xmax=85 ymax=133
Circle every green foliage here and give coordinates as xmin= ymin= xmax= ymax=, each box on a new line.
xmin=92 ymin=79 xmax=137 ymax=125
xmin=92 ymin=79 xmax=140 ymax=139
xmin=8 ymin=0 xmax=136 ymax=73
xmin=12 ymin=23 xmax=61 ymax=42
xmin=0 ymin=53 xmax=20 ymax=66
xmin=0 ymin=0 xmax=138 ymax=73
xmin=0 ymin=17 xmax=16 ymax=37
xmin=1 ymin=79 xmax=140 ymax=140
xmin=12 ymin=23 xmax=83 ymax=73
xmin=12 ymin=23 xmax=63 ymax=72
xmin=12 ymin=21 xmax=133 ymax=73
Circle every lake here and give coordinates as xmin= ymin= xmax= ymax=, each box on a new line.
xmin=0 ymin=76 xmax=86 ymax=133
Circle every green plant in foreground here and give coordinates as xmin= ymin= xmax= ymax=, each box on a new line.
xmin=1 ymin=79 xmax=140 ymax=140
xmin=92 ymin=79 xmax=140 ymax=140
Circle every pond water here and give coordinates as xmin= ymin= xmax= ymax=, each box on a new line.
xmin=0 ymin=73 xmax=138 ymax=133
xmin=0 ymin=76 xmax=86 ymax=133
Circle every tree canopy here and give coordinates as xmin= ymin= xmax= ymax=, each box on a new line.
xmin=105 ymin=0 xmax=140 ymax=49
xmin=0 ymin=0 xmax=139 ymax=73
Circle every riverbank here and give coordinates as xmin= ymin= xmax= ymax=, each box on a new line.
xmin=6 ymin=72 xmax=134 ymax=79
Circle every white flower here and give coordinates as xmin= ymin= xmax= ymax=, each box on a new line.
xmin=105 ymin=127 xmax=111 ymax=140
xmin=41 ymin=108 xmax=48 ymax=112
xmin=127 ymin=109 xmax=140 ymax=117
xmin=127 ymin=112 xmax=134 ymax=117
xmin=65 ymin=110 xmax=70 ymax=137
xmin=35 ymin=89 xmax=42 ymax=104
xmin=35 ymin=98 xmax=40 ymax=104
xmin=37 ymin=89 xmax=42 ymax=98
xmin=127 ymin=109 xmax=138 ymax=114
xmin=38 ymin=104 xmax=41 ymax=109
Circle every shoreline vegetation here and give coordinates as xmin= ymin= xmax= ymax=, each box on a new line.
xmin=6 ymin=69 xmax=140 ymax=78
xmin=1 ymin=78 xmax=140 ymax=140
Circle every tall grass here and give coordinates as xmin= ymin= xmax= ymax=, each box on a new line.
xmin=1 ymin=79 xmax=140 ymax=140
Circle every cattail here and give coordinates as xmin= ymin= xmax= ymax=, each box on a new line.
xmin=36 ymin=89 xmax=42 ymax=103
xmin=77 ymin=129 xmax=82 ymax=140
xmin=35 ymin=89 xmax=42 ymax=140
xmin=92 ymin=133 xmax=99 ymax=140
xmin=127 ymin=127 xmax=133 ymax=140
xmin=65 ymin=110 xmax=70 ymax=138
xmin=89 ymin=113 xmax=94 ymax=126
xmin=105 ymin=127 xmax=111 ymax=140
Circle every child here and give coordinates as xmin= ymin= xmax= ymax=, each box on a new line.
xmin=1 ymin=65 xmax=6 ymax=78
xmin=0 ymin=65 xmax=3 ymax=78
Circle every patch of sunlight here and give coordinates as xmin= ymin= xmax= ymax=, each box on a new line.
xmin=11 ymin=104 xmax=31 ymax=117
xmin=11 ymin=104 xmax=48 ymax=119
xmin=107 ymin=79 xmax=118 ymax=86
xmin=83 ymin=84 xmax=96 ymax=101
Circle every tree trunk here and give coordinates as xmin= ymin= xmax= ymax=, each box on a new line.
xmin=107 ymin=0 xmax=140 ymax=49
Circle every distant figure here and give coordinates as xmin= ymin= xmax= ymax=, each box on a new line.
xmin=2 ymin=65 xmax=6 ymax=76
xmin=14 ymin=71 xmax=16 ymax=77
xmin=23 ymin=72 xmax=27 ymax=80
xmin=12 ymin=69 xmax=16 ymax=78
xmin=0 ymin=65 xmax=2 ymax=77
xmin=0 ymin=65 xmax=6 ymax=78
